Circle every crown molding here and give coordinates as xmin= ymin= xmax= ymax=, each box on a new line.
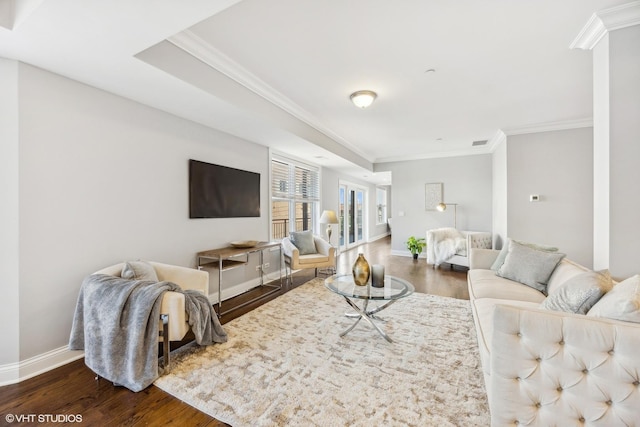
xmin=167 ymin=30 xmax=373 ymax=162
xmin=374 ymin=146 xmax=494 ymax=164
xmin=502 ymin=118 xmax=593 ymax=136
xmin=486 ymin=129 xmax=506 ymax=152
xmin=571 ymin=1 xmax=640 ymax=50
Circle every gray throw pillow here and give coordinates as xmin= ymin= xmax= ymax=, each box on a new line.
xmin=496 ymin=240 xmax=565 ymax=293
xmin=289 ymin=231 xmax=317 ymax=255
xmin=540 ymin=270 xmax=613 ymax=314
xmin=588 ymin=275 xmax=640 ymax=323
xmin=122 ymin=260 xmax=159 ymax=281
xmin=490 ymin=238 xmax=559 ymax=271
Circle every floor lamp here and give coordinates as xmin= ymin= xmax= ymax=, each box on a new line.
xmin=319 ymin=210 xmax=339 ymax=243
xmin=436 ymin=202 xmax=458 ymax=229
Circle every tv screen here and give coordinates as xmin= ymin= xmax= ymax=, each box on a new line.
xmin=189 ymin=159 xmax=261 ymax=218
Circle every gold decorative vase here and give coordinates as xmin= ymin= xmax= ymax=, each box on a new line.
xmin=352 ymin=253 xmax=370 ymax=286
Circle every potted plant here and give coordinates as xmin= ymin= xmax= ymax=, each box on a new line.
xmin=406 ymin=236 xmax=426 ymax=260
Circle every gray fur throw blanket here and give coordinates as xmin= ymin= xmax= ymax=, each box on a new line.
xmin=69 ymin=274 xmax=227 ymax=392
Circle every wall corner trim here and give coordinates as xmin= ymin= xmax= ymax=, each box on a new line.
xmin=571 ymin=1 xmax=640 ymax=50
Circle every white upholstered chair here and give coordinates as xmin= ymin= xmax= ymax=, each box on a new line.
xmin=426 ymin=228 xmax=492 ymax=269
xmin=95 ymin=261 xmax=209 ymax=368
xmin=282 ymin=235 xmax=336 ymax=283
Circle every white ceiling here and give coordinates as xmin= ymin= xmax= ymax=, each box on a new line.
xmin=0 ymin=0 xmax=629 ymax=184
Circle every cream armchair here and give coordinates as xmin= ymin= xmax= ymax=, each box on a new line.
xmin=282 ymin=235 xmax=336 ymax=282
xmin=95 ymin=261 xmax=209 ymax=368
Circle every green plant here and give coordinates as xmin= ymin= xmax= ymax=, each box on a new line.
xmin=406 ymin=236 xmax=426 ymax=255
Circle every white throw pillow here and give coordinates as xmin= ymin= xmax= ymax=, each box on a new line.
xmin=540 ymin=270 xmax=613 ymax=314
xmin=588 ymin=275 xmax=640 ymax=323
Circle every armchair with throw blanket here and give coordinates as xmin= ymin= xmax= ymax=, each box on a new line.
xmin=69 ymin=260 xmax=227 ymax=392
xmin=282 ymin=230 xmax=336 ymax=282
xmin=426 ymin=228 xmax=492 ymax=269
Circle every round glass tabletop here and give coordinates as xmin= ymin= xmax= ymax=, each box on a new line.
xmin=324 ymin=274 xmax=415 ymax=301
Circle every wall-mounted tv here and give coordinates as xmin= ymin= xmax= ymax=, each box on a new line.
xmin=189 ymin=159 xmax=261 ymax=218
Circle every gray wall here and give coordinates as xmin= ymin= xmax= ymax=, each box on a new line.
xmin=380 ymin=155 xmax=493 ymax=256
xmin=0 ymin=59 xmax=20 ymax=368
xmin=505 ymin=128 xmax=594 ymax=267
xmin=7 ymin=63 xmax=273 ymax=367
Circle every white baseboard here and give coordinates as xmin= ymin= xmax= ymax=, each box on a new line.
xmin=368 ymin=231 xmax=391 ymax=242
xmin=390 ymin=249 xmax=425 ymax=259
xmin=0 ymin=270 xmax=289 ymax=386
xmin=0 ymin=346 xmax=84 ymax=386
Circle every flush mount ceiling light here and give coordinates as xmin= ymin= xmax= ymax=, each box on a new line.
xmin=350 ymin=90 xmax=377 ymax=108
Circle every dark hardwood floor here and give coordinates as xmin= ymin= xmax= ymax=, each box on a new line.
xmin=0 ymin=236 xmax=468 ymax=427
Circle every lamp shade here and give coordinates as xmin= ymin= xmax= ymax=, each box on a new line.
xmin=350 ymin=90 xmax=377 ymax=108
xmin=319 ymin=210 xmax=339 ymax=224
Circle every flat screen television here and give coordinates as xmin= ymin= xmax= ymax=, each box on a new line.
xmin=189 ymin=159 xmax=261 ymax=218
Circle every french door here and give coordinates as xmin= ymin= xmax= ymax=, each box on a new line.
xmin=339 ymin=183 xmax=366 ymax=251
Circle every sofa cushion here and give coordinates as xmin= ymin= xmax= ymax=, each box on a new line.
xmin=297 ymin=253 xmax=330 ymax=265
xmin=471 ymin=298 xmax=541 ymax=376
xmin=588 ymin=275 xmax=640 ymax=323
xmin=540 ymin=270 xmax=613 ymax=315
xmin=496 ymin=241 xmax=565 ymax=293
xmin=121 ymin=260 xmax=159 ymax=281
xmin=289 ymin=231 xmax=317 ymax=255
xmin=490 ymin=238 xmax=559 ymax=271
xmin=468 ymin=270 xmax=546 ymax=303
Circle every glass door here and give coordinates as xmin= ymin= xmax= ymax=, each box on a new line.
xmin=339 ymin=183 xmax=366 ymax=251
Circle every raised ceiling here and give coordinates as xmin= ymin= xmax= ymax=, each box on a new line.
xmin=0 ymin=0 xmax=630 ymax=183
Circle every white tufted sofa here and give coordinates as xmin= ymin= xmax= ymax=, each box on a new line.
xmin=469 ymin=248 xmax=640 ymax=426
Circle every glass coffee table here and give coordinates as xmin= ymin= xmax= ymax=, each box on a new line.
xmin=324 ymin=274 xmax=415 ymax=343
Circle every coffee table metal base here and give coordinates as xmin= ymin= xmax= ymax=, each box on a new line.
xmin=339 ymin=296 xmax=398 ymax=343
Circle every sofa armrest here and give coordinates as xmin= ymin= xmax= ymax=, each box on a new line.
xmin=490 ymin=304 xmax=640 ymax=426
xmin=151 ymin=261 xmax=209 ymax=294
xmin=314 ymin=237 xmax=336 ymax=264
xmin=467 ymin=231 xmax=492 ymax=250
xmin=282 ymin=237 xmax=299 ymax=264
xmin=469 ymin=248 xmax=499 ymax=270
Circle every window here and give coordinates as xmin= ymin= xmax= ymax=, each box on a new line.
xmin=376 ymin=187 xmax=388 ymax=225
xmin=271 ymin=156 xmax=320 ymax=240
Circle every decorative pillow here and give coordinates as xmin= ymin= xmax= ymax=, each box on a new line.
xmin=540 ymin=269 xmax=613 ymax=314
xmin=496 ymin=240 xmax=565 ymax=293
xmin=289 ymin=231 xmax=317 ymax=255
xmin=491 ymin=238 xmax=559 ymax=271
xmin=122 ymin=260 xmax=159 ymax=281
xmin=588 ymin=275 xmax=640 ymax=323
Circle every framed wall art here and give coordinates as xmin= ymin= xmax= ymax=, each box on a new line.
xmin=425 ymin=183 xmax=443 ymax=211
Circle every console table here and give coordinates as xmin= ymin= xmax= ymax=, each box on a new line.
xmin=197 ymin=241 xmax=283 ymax=316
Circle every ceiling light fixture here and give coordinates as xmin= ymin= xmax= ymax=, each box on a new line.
xmin=350 ymin=90 xmax=377 ymax=109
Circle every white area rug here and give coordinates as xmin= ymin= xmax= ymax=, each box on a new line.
xmin=155 ymin=278 xmax=490 ymax=426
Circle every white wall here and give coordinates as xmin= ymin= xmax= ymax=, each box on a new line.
xmin=380 ymin=155 xmax=493 ymax=256
xmin=0 ymin=59 xmax=20 ymax=370
xmin=593 ymin=33 xmax=610 ymax=271
xmin=506 ymin=128 xmax=594 ymax=267
xmin=12 ymin=63 xmax=273 ymax=367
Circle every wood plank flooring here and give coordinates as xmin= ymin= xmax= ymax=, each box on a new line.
xmin=0 ymin=236 xmax=468 ymax=426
